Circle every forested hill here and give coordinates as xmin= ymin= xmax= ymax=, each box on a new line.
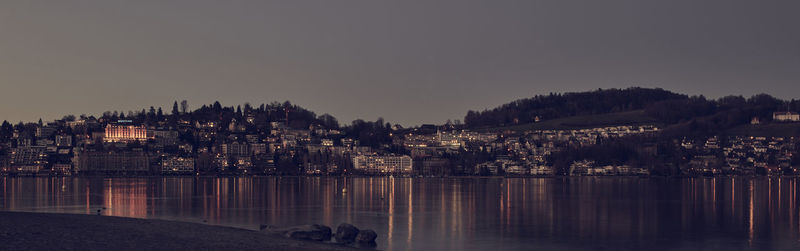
xmin=464 ymin=88 xmax=687 ymax=128
xmin=464 ymin=87 xmax=800 ymax=135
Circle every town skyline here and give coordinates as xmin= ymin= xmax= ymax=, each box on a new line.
xmin=3 ymin=87 xmax=799 ymax=178
xmin=4 ymin=1 xmax=800 ymax=250
xmin=3 ymin=86 xmax=800 ymax=128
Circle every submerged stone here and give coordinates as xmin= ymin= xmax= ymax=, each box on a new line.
xmin=334 ymin=223 xmax=359 ymax=244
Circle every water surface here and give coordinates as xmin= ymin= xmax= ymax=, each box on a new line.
xmin=2 ymin=176 xmax=799 ymax=250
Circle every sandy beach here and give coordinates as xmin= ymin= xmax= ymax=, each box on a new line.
xmin=0 ymin=211 xmax=352 ymax=251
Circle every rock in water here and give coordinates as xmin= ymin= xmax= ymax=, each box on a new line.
xmin=335 ymin=223 xmax=360 ymax=244
xmin=356 ymin=229 xmax=377 ymax=245
xmin=262 ymin=224 xmax=332 ymax=242
xmin=307 ymin=224 xmax=332 ymax=241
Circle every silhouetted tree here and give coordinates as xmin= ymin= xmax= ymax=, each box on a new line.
xmin=172 ymin=101 xmax=179 ymax=116
xmin=180 ymin=100 xmax=189 ymax=114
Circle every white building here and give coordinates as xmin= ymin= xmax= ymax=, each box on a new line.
xmin=773 ymin=112 xmax=800 ymax=122
xmin=104 ymin=124 xmax=148 ymax=142
xmin=352 ymin=155 xmax=413 ymax=174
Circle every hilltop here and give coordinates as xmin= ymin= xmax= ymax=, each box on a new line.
xmin=464 ymin=87 xmax=800 ymax=136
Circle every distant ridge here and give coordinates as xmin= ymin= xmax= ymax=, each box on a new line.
xmin=464 ymin=87 xmax=686 ymax=128
xmin=464 ymin=87 xmax=800 ymax=136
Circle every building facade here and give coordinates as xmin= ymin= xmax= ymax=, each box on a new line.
xmin=76 ymin=151 xmax=150 ymax=174
xmin=161 ymin=156 xmax=195 ymax=174
xmin=774 ymin=112 xmax=800 ymax=122
xmin=104 ymin=124 xmax=148 ymax=142
xmin=55 ymin=135 xmax=73 ymax=147
xmin=352 ymin=155 xmax=413 ymax=174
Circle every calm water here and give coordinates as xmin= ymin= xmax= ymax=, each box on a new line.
xmin=2 ymin=176 xmax=800 ymax=250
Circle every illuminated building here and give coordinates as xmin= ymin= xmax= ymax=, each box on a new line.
xmin=161 ymin=156 xmax=195 ymax=174
xmin=9 ymin=147 xmax=48 ymax=174
xmin=76 ymin=151 xmax=150 ymax=174
xmin=773 ymin=111 xmax=800 ymax=122
xmin=436 ymin=130 xmax=462 ymax=148
xmin=352 ymin=155 xmax=413 ymax=174
xmin=104 ymin=124 xmax=148 ymax=142
xmin=221 ymin=142 xmax=250 ymax=157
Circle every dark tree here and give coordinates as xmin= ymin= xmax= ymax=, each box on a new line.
xmin=172 ymin=101 xmax=179 ymax=116
xmin=181 ymin=100 xmax=189 ymax=114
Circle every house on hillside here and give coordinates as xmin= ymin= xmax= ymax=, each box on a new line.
xmin=773 ymin=112 xmax=800 ymax=122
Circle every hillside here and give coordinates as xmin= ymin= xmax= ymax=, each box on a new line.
xmin=478 ymin=110 xmax=659 ymax=132
xmin=465 ymin=87 xmax=800 ymax=135
xmin=464 ymin=87 xmax=686 ymax=128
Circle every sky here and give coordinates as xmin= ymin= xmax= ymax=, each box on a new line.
xmin=1 ymin=0 xmax=799 ymax=126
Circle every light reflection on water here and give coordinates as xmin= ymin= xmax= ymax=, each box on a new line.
xmin=2 ymin=176 xmax=800 ymax=250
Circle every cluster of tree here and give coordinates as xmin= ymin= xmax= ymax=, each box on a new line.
xmin=648 ymin=94 xmax=799 ymax=137
xmin=343 ymin=118 xmax=393 ymax=149
xmin=464 ymin=87 xmax=687 ymax=127
xmin=0 ymin=121 xmax=13 ymax=143
xmin=94 ymin=100 xmax=327 ymax=131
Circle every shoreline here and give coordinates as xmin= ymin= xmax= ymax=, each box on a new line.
xmin=0 ymin=211 xmax=353 ymax=251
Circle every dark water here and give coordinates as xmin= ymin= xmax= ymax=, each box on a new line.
xmin=2 ymin=176 xmax=800 ymax=250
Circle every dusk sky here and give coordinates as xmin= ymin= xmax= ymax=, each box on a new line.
xmin=1 ymin=0 xmax=799 ymax=126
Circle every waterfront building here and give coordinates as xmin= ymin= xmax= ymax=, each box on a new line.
xmin=76 ymin=151 xmax=150 ymax=174
xmin=52 ymin=163 xmax=72 ymax=175
xmin=8 ymin=147 xmax=48 ymax=174
xmin=221 ymin=142 xmax=250 ymax=157
xmin=530 ymin=165 xmax=555 ymax=175
xmin=352 ymin=155 xmax=413 ymax=174
xmin=161 ymin=156 xmax=195 ymax=174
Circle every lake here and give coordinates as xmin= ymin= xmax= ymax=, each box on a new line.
xmin=2 ymin=176 xmax=800 ymax=250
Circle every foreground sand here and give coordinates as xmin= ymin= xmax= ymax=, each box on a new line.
xmin=0 ymin=211 xmax=352 ymax=251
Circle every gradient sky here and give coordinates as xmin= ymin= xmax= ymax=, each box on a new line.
xmin=1 ymin=0 xmax=799 ymax=126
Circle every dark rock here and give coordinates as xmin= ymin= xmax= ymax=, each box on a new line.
xmin=355 ymin=229 xmax=377 ymax=244
xmin=335 ymin=223 xmax=360 ymax=244
xmin=291 ymin=224 xmax=331 ymax=242
xmin=261 ymin=224 xmax=332 ymax=242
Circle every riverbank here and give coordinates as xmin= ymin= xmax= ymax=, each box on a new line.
xmin=0 ymin=211 xmax=352 ymax=251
